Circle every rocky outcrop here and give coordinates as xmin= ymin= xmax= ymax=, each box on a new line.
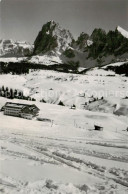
xmin=33 ymin=20 xmax=73 ymax=55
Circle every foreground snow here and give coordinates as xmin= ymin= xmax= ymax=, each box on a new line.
xmin=0 ymin=97 xmax=128 ymax=193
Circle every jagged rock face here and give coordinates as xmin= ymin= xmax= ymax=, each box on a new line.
xmin=33 ymin=20 xmax=74 ymax=55
xmin=0 ymin=39 xmax=34 ymax=57
xmin=73 ymin=32 xmax=92 ymax=51
xmin=90 ymin=28 xmax=106 ymax=42
xmin=33 ymin=22 xmax=128 ymax=67
xmin=87 ymin=27 xmax=128 ymax=61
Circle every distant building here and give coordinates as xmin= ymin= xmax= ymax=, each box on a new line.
xmin=94 ymin=125 xmax=103 ymax=131
xmin=2 ymin=102 xmax=40 ymax=119
xmin=71 ymin=104 xmax=76 ymax=110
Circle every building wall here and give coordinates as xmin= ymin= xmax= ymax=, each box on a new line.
xmin=4 ymin=108 xmax=21 ymax=117
xmin=20 ymin=113 xmax=33 ymax=120
xmin=3 ymin=104 xmax=39 ymax=119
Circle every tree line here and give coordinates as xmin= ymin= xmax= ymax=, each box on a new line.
xmin=0 ymin=86 xmax=36 ymax=101
xmin=0 ymin=61 xmax=80 ymax=75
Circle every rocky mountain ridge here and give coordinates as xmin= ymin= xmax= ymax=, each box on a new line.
xmin=0 ymin=39 xmax=34 ymax=57
xmin=1 ymin=21 xmax=128 ymax=68
xmin=33 ymin=21 xmax=128 ymax=67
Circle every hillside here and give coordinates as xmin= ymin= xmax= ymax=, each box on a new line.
xmin=0 ymin=61 xmax=128 ymax=115
xmin=0 ymin=93 xmax=128 ymax=193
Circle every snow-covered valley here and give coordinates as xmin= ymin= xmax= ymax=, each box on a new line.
xmin=0 ymin=64 xmax=128 ymax=193
xmin=0 ymin=62 xmax=128 ymax=114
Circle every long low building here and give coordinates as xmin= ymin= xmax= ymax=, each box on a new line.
xmin=2 ymin=102 xmax=40 ymax=119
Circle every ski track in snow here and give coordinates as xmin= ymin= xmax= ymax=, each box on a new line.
xmin=0 ymin=129 xmax=128 ymax=193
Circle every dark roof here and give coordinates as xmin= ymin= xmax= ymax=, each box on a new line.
xmin=4 ymin=102 xmax=39 ymax=110
xmin=94 ymin=125 xmax=103 ymax=130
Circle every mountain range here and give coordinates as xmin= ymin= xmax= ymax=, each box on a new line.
xmin=0 ymin=39 xmax=34 ymax=58
xmin=0 ymin=21 xmax=128 ymax=68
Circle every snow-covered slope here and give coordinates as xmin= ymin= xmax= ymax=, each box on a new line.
xmin=0 ymin=97 xmax=128 ymax=194
xmin=29 ymin=55 xmax=62 ymax=65
xmin=0 ymin=64 xmax=128 ymax=116
xmin=103 ymin=61 xmax=128 ymax=68
xmin=117 ymin=26 xmax=128 ymax=39
xmin=0 ymin=39 xmax=34 ymax=57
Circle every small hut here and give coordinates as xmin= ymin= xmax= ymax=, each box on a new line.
xmin=71 ymin=104 xmax=76 ymax=110
xmin=94 ymin=125 xmax=103 ymax=131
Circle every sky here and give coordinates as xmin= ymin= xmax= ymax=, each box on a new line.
xmin=0 ymin=0 xmax=128 ymax=43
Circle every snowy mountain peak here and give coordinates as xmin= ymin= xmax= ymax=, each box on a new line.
xmin=33 ymin=21 xmax=74 ymax=55
xmin=49 ymin=20 xmax=56 ymax=26
xmin=117 ymin=26 xmax=128 ymax=39
xmin=0 ymin=39 xmax=34 ymax=57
